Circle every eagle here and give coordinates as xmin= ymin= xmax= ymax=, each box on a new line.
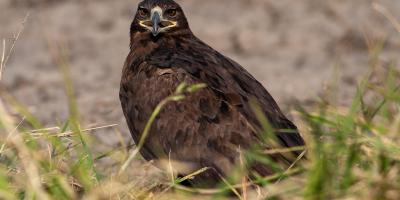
xmin=120 ymin=0 xmax=305 ymax=187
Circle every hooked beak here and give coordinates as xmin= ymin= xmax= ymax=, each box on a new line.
xmin=151 ymin=11 xmax=161 ymax=36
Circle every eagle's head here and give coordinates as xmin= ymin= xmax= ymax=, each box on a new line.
xmin=131 ymin=0 xmax=190 ymax=37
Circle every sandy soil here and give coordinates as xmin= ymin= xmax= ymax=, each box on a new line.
xmin=1 ymin=0 xmax=400 ymax=146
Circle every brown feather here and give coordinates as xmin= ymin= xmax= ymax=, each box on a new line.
xmin=120 ymin=0 xmax=305 ymax=187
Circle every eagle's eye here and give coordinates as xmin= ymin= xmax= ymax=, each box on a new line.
xmin=165 ymin=9 xmax=177 ymax=17
xmin=138 ymin=7 xmax=149 ymax=18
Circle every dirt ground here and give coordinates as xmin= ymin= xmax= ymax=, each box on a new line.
xmin=1 ymin=0 xmax=400 ymax=146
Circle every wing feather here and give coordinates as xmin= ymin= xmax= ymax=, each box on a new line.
xmin=120 ymin=35 xmax=305 ymax=185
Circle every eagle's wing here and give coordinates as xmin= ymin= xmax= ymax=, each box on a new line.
xmin=120 ymin=37 xmax=304 ymax=184
xmin=146 ymin=37 xmax=305 ymax=151
xmin=121 ymin=60 xmax=261 ymax=184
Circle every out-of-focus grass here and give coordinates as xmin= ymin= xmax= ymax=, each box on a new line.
xmin=1 ymin=5 xmax=400 ymax=200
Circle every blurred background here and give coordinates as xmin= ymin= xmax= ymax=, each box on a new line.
xmin=0 ymin=0 xmax=399 ymax=145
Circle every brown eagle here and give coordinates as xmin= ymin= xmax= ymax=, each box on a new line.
xmin=120 ymin=0 xmax=305 ymax=186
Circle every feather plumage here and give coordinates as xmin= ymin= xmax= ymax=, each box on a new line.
xmin=120 ymin=0 xmax=305 ymax=186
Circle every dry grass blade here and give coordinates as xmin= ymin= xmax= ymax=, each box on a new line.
xmin=238 ymin=147 xmax=248 ymax=200
xmin=263 ymin=146 xmax=306 ymax=155
xmin=275 ymin=150 xmax=306 ymax=184
xmin=372 ymin=3 xmax=400 ymax=33
xmin=30 ymin=127 xmax=60 ymax=133
xmin=168 ymin=150 xmax=175 ymax=183
xmin=0 ymin=13 xmax=29 ymax=81
xmin=29 ymin=123 xmax=118 ymax=137
xmin=218 ymin=174 xmax=244 ymax=200
xmin=0 ymin=39 xmax=5 ymax=79
xmin=0 ymin=116 xmax=25 ymax=155
xmin=158 ymin=167 xmax=212 ymax=196
xmin=176 ymin=167 xmax=211 ymax=184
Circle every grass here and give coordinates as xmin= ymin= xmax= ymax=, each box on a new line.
xmin=1 ymin=5 xmax=400 ymax=200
